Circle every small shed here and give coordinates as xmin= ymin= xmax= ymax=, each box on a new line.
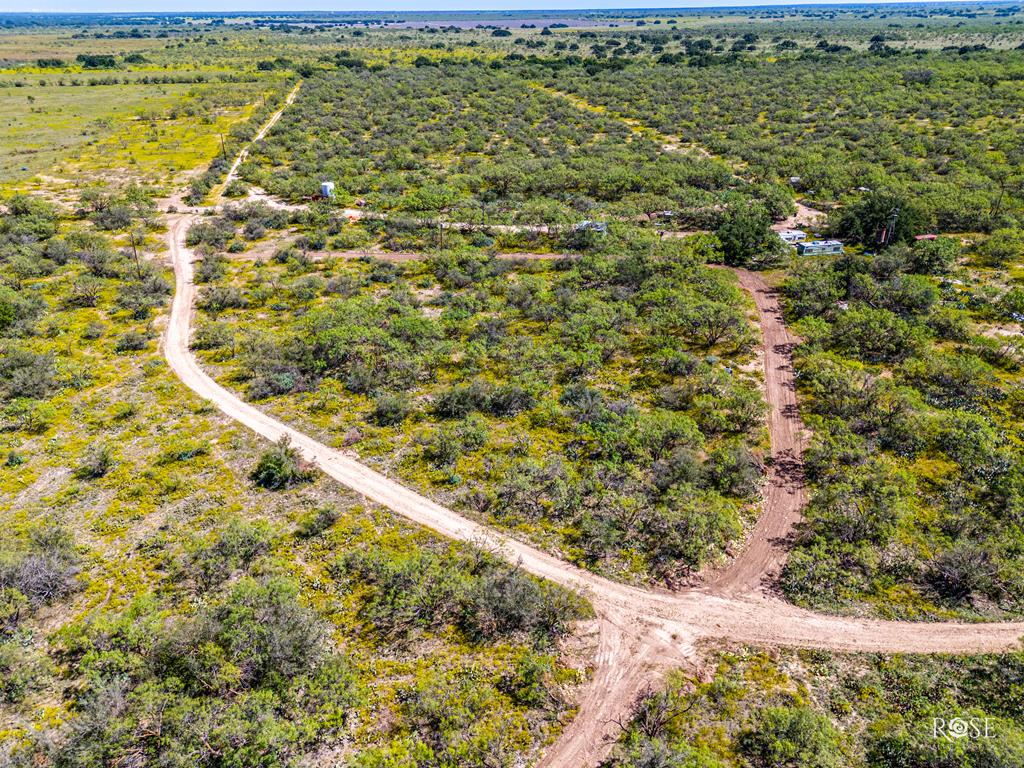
xmin=320 ymin=181 xmax=336 ymax=198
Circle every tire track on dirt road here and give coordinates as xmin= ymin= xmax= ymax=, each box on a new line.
xmin=708 ymin=268 xmax=807 ymax=595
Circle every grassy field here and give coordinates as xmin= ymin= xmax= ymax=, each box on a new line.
xmin=0 ymin=31 xmax=159 ymax=62
xmin=0 ymin=25 xmax=292 ymax=193
xmin=0 ymin=80 xmax=271 ymax=189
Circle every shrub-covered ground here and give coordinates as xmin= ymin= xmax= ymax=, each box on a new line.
xmin=188 ymin=207 xmax=766 ymax=584
xmin=4 ymin=9 xmax=1024 ymax=765
xmin=611 ymin=646 xmax=1024 ymax=768
xmin=535 ymin=47 xmax=1024 ymax=233
xmin=777 ymin=230 xmax=1024 ymax=620
xmin=238 ymin=63 xmax=775 ymax=229
xmin=0 ymin=196 xmax=589 ymax=767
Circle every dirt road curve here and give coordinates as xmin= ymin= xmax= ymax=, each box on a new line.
xmin=161 ymin=101 xmax=1024 ymax=768
xmin=164 ymin=213 xmax=1024 ymax=764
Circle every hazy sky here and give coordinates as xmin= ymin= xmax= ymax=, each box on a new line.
xmin=8 ymin=1 xmax=974 ymax=14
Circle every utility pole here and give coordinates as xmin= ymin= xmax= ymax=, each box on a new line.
xmin=220 ymin=132 xmax=227 ymax=160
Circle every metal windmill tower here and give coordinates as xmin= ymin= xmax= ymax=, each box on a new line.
xmin=879 ymin=206 xmax=900 ymax=248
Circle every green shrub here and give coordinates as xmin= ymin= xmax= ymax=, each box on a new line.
xmin=250 ymin=435 xmax=315 ymax=490
xmin=81 ymin=320 xmax=105 ymax=340
xmin=75 ymin=444 xmax=114 ymax=479
xmin=0 ymin=641 xmax=48 ymax=703
xmin=224 ymin=180 xmax=249 ymax=198
xmin=370 ymin=392 xmax=411 ymax=426
xmin=158 ymin=437 xmax=210 ymax=464
xmin=0 ymin=348 xmax=56 ymax=400
xmin=183 ymin=519 xmax=273 ymax=590
xmin=295 ymin=507 xmax=339 ymax=539
xmin=737 ymin=706 xmax=844 ymax=768
xmin=114 ymin=330 xmax=148 ymax=353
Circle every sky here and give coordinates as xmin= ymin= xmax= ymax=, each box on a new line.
xmin=7 ymin=0 xmax=981 ymax=14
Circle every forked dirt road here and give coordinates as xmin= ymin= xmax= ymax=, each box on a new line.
xmin=161 ymin=97 xmax=1024 ymax=768
xmin=164 ymin=214 xmax=1024 ymax=765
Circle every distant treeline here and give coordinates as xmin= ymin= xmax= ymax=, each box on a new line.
xmin=0 ymin=73 xmax=262 ymax=88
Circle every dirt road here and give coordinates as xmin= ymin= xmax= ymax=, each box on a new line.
xmin=709 ymin=269 xmax=807 ymax=595
xmin=164 ymin=213 xmax=1024 ymax=764
xmin=160 ymin=97 xmax=1024 ymax=768
xmin=217 ymin=81 xmax=302 ymax=198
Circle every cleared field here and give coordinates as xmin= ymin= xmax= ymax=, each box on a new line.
xmin=0 ymin=30 xmax=159 ymax=62
xmin=0 ymin=79 xmax=273 ymax=190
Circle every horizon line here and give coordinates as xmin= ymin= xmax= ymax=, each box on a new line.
xmin=0 ymin=0 xmax=999 ymax=15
